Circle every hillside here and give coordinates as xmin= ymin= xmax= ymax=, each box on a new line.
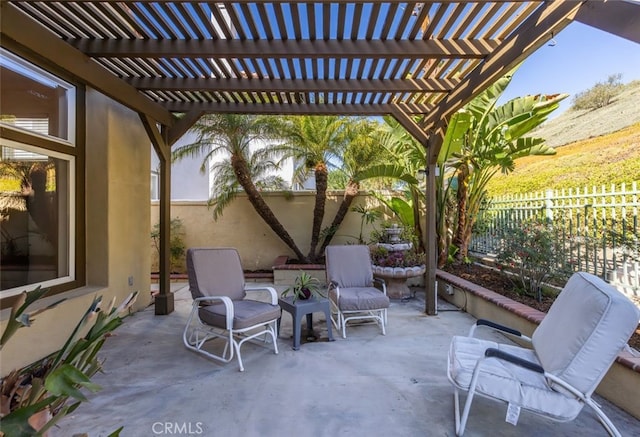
xmin=531 ymin=80 xmax=640 ymax=148
xmin=486 ymin=122 xmax=640 ymax=197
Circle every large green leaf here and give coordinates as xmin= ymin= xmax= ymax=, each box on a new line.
xmin=438 ymin=111 xmax=471 ymax=163
xmin=388 ymin=197 xmax=415 ymax=227
xmin=466 ymin=71 xmax=515 ymax=122
xmin=44 ymin=364 xmax=102 ymax=402
xmin=357 ymin=164 xmax=419 ymax=185
xmin=0 ymin=397 xmax=56 ymax=437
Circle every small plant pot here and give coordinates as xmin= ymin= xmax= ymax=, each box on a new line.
xmin=299 ymin=288 xmax=312 ymax=299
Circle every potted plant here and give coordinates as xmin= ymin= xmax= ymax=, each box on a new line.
xmin=281 ymin=271 xmax=326 ymax=302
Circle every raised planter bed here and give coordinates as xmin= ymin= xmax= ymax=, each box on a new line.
xmin=272 ymin=256 xmax=326 ymax=286
xmin=436 ymin=269 xmax=640 ymax=420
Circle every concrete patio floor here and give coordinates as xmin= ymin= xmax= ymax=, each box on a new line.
xmin=56 ymin=283 xmax=640 ymax=437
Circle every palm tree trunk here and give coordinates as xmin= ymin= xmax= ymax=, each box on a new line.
xmin=410 ymin=185 xmax=425 ymax=253
xmin=231 ymin=155 xmax=308 ymax=262
xmin=308 ymin=163 xmax=328 ymax=261
xmin=453 ymin=165 xmax=469 ymax=262
xmin=318 ymin=180 xmax=359 ymax=255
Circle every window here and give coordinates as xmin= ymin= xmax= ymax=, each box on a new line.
xmin=0 ymin=49 xmax=77 ymax=298
xmin=0 ymin=48 xmax=75 ymax=143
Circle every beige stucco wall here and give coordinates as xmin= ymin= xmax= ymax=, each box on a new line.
xmin=1 ymin=90 xmax=151 ymax=374
xmin=151 ymin=192 xmax=393 ymax=272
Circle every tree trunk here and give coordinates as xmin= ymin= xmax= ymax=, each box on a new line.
xmin=231 ymin=155 xmax=307 ymax=262
xmin=308 ymin=163 xmax=328 ymax=262
xmin=318 ymin=180 xmax=359 ymax=255
xmin=410 ymin=185 xmax=425 ymax=253
xmin=453 ymin=166 xmax=469 ymax=262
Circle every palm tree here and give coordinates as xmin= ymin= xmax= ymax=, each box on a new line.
xmin=276 ymin=115 xmax=345 ymax=262
xmin=439 ymin=71 xmax=568 ymax=263
xmin=317 ymin=118 xmax=393 ymax=254
xmin=172 ymin=113 xmax=307 ymax=262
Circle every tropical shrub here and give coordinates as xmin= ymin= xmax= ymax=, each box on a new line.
xmin=496 ymin=218 xmax=570 ymax=302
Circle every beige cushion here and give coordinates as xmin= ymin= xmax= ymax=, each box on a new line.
xmin=199 ymin=300 xmax=281 ymax=330
xmin=533 ymin=272 xmax=640 ymax=395
xmin=187 ymin=248 xmax=246 ymax=301
xmin=448 ymin=336 xmax=583 ymax=421
xmin=326 ymin=245 xmax=374 ymax=288
xmin=330 ymin=287 xmax=390 ymax=311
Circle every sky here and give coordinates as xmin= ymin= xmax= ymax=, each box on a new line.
xmin=498 ymin=21 xmax=640 ymax=117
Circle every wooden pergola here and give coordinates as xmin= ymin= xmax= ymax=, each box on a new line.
xmin=2 ymin=0 xmax=638 ymax=315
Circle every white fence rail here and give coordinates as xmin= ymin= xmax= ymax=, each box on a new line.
xmin=471 ymin=182 xmax=639 ymax=297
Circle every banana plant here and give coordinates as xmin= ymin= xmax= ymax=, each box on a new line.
xmin=438 ymin=68 xmax=568 ymax=264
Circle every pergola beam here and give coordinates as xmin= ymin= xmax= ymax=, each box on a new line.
xmin=389 ymin=107 xmax=429 ymax=146
xmin=167 ymin=110 xmax=205 ymax=146
xmin=129 ymin=77 xmax=454 ymax=93
xmin=70 ymin=38 xmax=499 ymax=59
xmin=574 ymin=0 xmax=640 ymax=44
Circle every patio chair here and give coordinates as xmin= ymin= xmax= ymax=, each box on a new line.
xmin=325 ymin=245 xmax=390 ymax=338
xmin=183 ymin=247 xmax=281 ymax=372
xmin=447 ymin=272 xmax=640 ymax=436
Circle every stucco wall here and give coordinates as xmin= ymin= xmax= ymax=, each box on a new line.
xmin=1 ymin=90 xmax=152 ymax=374
xmin=151 ymin=192 xmax=393 ymax=272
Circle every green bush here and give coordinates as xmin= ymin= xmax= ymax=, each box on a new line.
xmin=496 ymin=218 xmax=570 ymax=302
xmin=571 ymin=74 xmax=623 ymax=110
xmin=151 ymin=217 xmax=186 ymax=273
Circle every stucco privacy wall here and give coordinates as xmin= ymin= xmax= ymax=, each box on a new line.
xmin=151 ymin=192 xmax=398 ymax=271
xmin=1 ymin=90 xmax=152 ymax=374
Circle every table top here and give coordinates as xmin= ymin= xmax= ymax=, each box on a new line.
xmin=278 ymin=295 xmax=330 ymax=310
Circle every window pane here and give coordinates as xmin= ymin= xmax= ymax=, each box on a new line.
xmin=1 ymin=144 xmax=71 ymax=292
xmin=0 ymin=49 xmax=74 ymax=143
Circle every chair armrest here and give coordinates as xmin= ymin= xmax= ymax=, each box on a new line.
xmin=244 ymin=285 xmax=279 ymax=305
xmin=328 ymin=281 xmax=340 ymax=299
xmin=469 ymin=319 xmax=532 ymax=342
xmin=194 ymin=296 xmax=234 ymax=328
xmin=485 ymin=348 xmax=544 ymax=373
xmin=373 ymin=277 xmax=387 ymax=295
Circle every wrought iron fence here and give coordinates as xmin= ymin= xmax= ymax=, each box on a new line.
xmin=471 ymin=182 xmax=639 ymax=296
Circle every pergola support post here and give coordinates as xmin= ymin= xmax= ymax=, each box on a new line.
xmin=141 ymin=114 xmax=174 ymax=315
xmin=424 ymin=122 xmax=446 ymax=316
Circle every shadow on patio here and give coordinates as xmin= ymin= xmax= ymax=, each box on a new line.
xmin=57 ymin=284 xmax=640 ymax=437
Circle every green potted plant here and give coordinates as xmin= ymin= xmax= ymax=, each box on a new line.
xmin=281 ymin=271 xmax=326 ymax=302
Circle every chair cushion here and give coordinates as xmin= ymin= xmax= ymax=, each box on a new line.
xmin=448 ymin=335 xmax=583 ymax=421
xmin=187 ymin=248 xmax=246 ymax=301
xmin=330 ymin=287 xmax=390 ymax=311
xmin=199 ymin=300 xmax=281 ymax=330
xmin=533 ymin=272 xmax=640 ymax=395
xmin=325 ymin=245 xmax=374 ymax=288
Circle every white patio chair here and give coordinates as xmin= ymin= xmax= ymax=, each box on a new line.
xmin=325 ymin=245 xmax=390 ymax=338
xmin=447 ymin=272 xmax=640 ymax=436
xmin=183 ymin=247 xmax=281 ymax=371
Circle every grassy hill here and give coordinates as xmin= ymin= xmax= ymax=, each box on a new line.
xmin=531 ymin=80 xmax=640 ymax=148
xmin=485 ymin=83 xmax=640 ymax=197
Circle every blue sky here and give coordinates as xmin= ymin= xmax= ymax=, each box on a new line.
xmin=499 ymin=21 xmax=640 ymax=117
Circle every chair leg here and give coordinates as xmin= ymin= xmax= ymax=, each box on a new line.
xmin=585 ymin=397 xmax=622 ymax=437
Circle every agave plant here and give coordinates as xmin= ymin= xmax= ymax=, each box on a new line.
xmin=0 ymin=287 xmax=137 ymax=436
